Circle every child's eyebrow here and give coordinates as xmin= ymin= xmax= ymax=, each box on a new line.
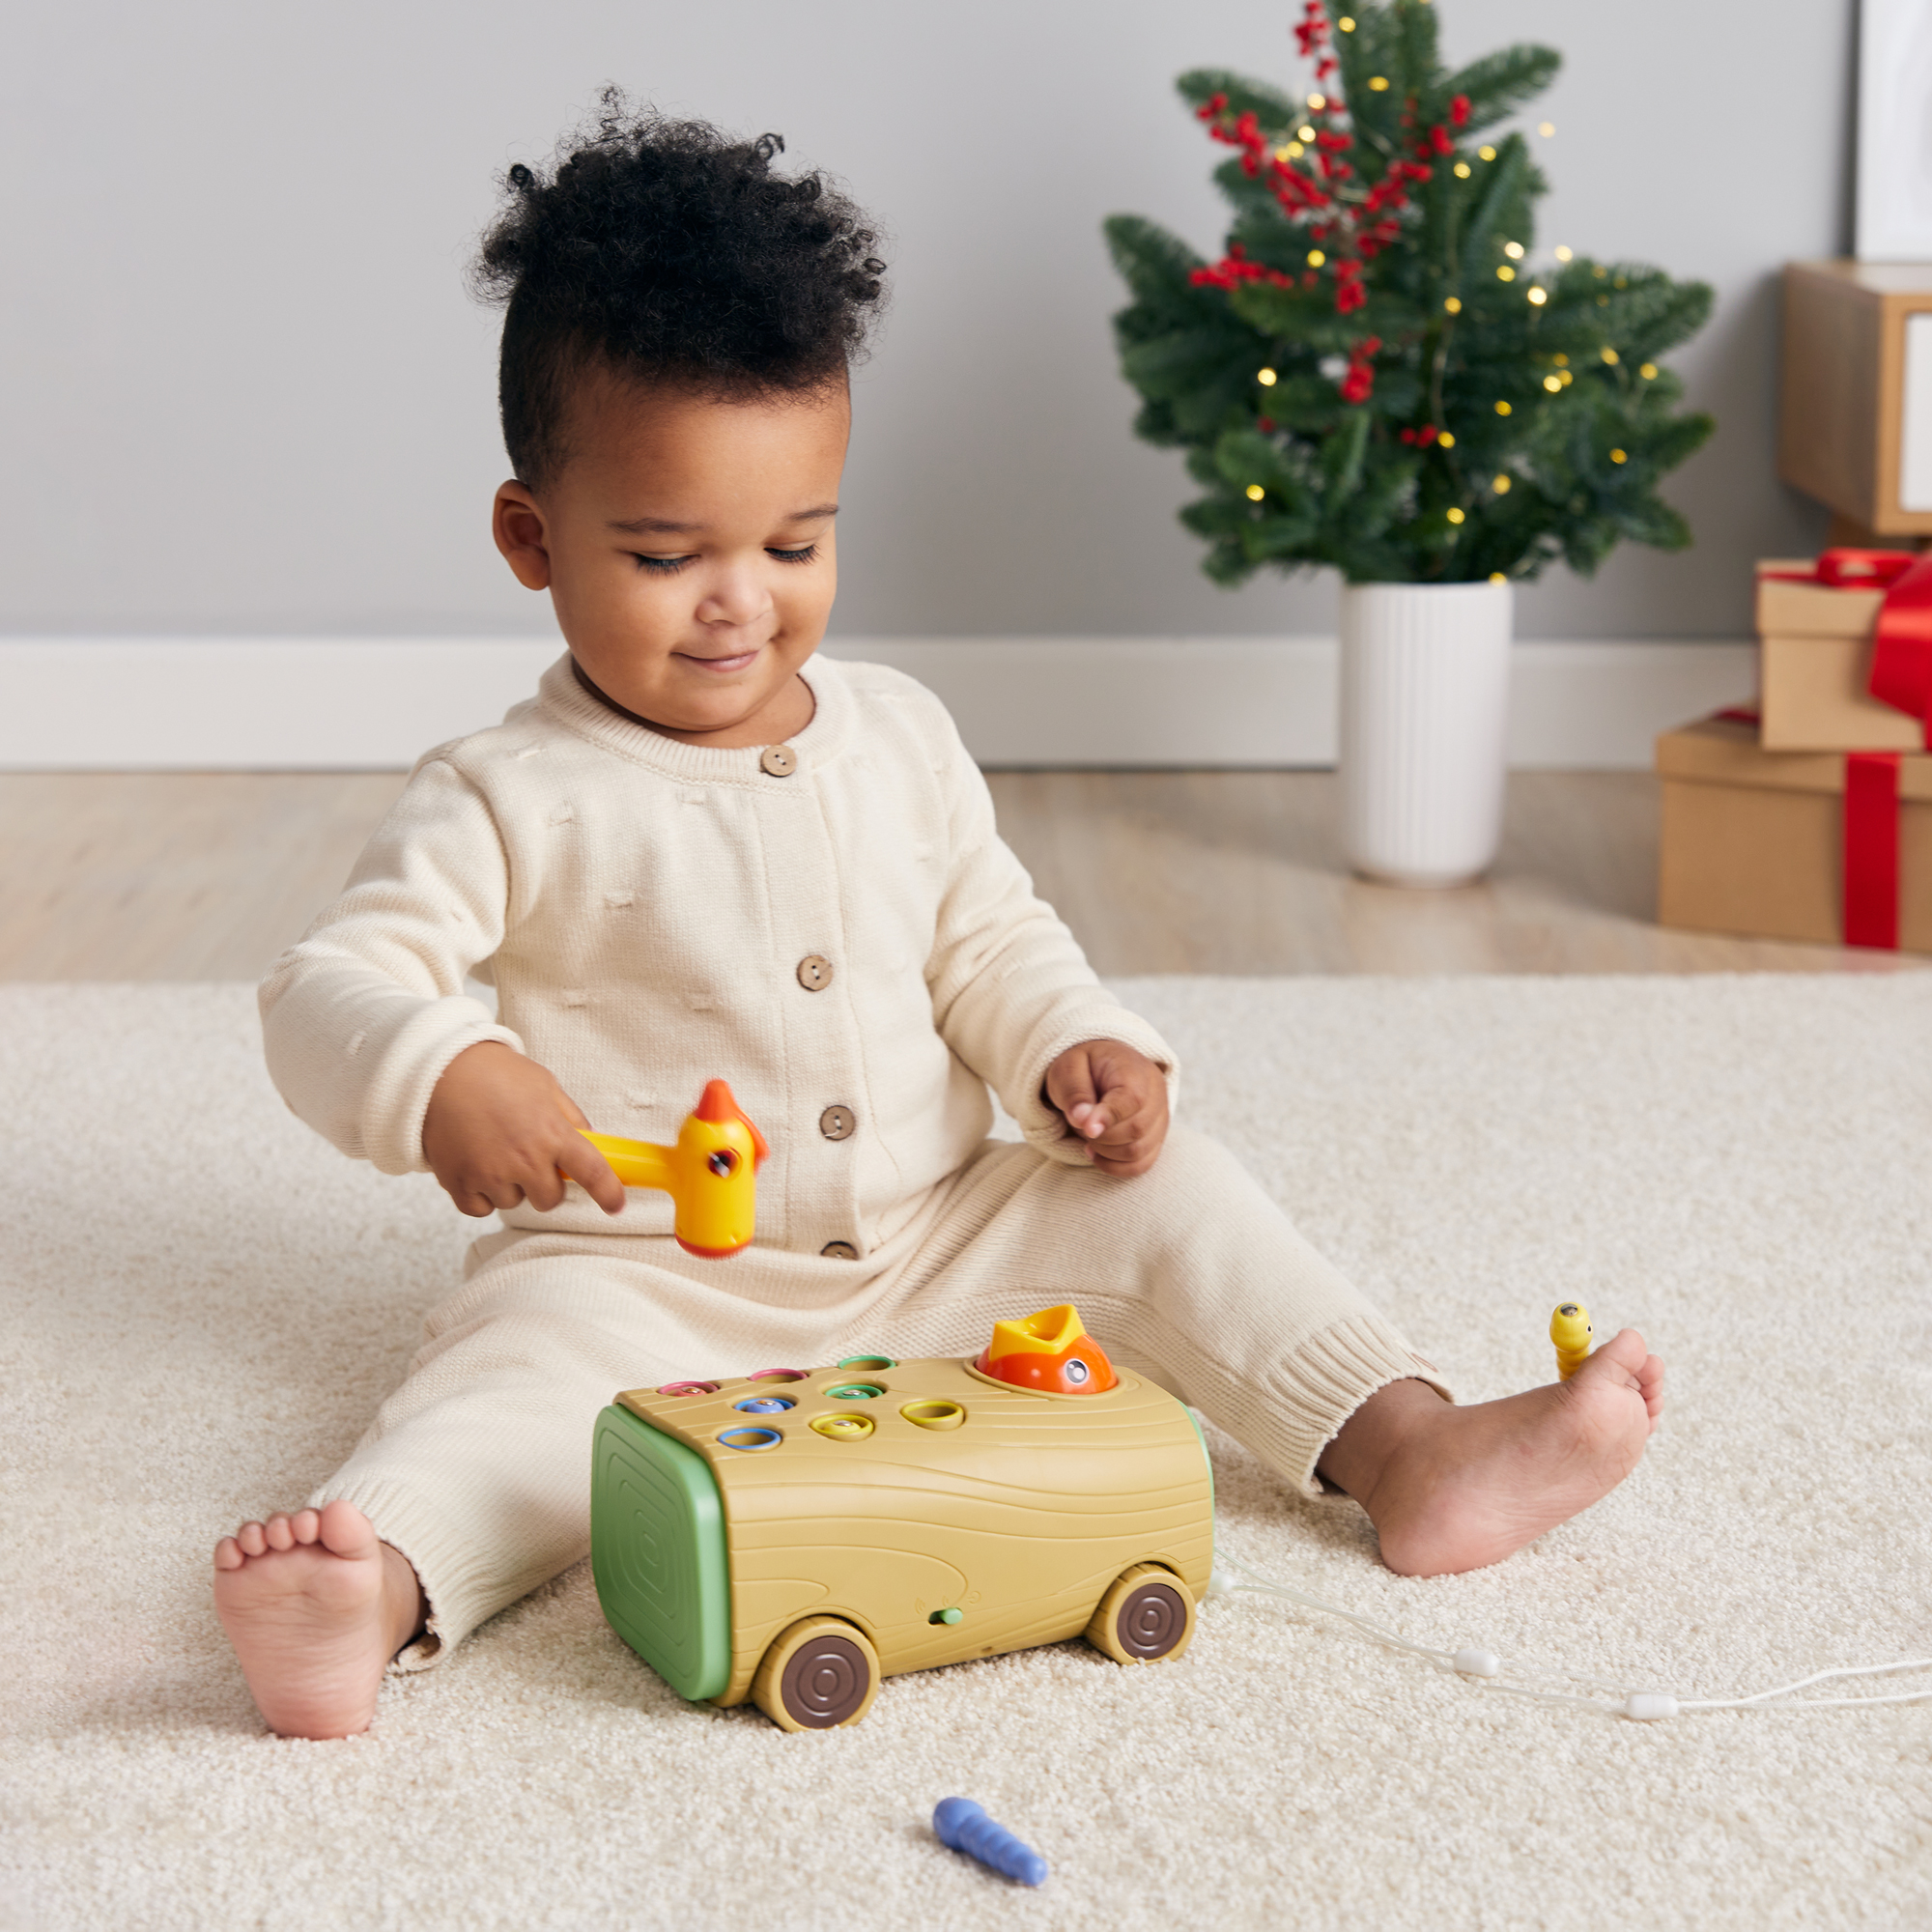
xmin=606 ymin=503 xmax=839 ymax=536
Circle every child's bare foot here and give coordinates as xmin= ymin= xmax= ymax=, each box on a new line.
xmin=213 ymin=1499 xmax=425 ymax=1738
xmin=1319 ymin=1330 xmax=1665 ymax=1577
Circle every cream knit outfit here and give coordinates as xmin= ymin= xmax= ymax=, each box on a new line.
xmin=262 ymin=654 xmax=1444 ymax=1663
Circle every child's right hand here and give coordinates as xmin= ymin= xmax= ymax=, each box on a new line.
xmin=421 ymin=1041 xmax=626 ymax=1218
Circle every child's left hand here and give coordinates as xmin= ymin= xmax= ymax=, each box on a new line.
xmin=1042 ymin=1040 xmax=1169 ymax=1177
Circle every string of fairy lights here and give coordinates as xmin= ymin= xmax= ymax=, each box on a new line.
xmin=1190 ymin=0 xmax=1658 ymax=569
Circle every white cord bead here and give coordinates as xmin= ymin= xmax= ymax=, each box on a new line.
xmin=1452 ymin=1648 xmax=1500 ymax=1677
xmin=1623 ymin=1692 xmax=1679 ymax=1721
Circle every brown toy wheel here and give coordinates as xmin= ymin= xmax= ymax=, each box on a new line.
xmin=1085 ymin=1562 xmax=1196 ymax=1665
xmin=751 ymin=1616 xmax=881 ymax=1732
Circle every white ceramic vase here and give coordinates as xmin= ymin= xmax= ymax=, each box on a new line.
xmin=1339 ymin=579 xmax=1513 ymax=887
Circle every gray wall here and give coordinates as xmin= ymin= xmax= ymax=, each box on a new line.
xmin=2 ymin=0 xmax=1848 ymax=643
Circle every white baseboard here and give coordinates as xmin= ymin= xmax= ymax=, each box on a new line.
xmin=0 ymin=635 xmax=1754 ymax=771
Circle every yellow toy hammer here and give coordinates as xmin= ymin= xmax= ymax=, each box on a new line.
xmin=1549 ymin=1301 xmax=1593 ymax=1380
xmin=579 ymin=1079 xmax=769 ymax=1258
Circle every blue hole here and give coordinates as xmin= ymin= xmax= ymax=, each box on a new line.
xmin=718 ymin=1426 xmax=782 ymax=1451
xmin=733 ymin=1396 xmax=794 ymax=1414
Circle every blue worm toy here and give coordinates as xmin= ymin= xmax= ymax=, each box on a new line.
xmin=932 ymin=1798 xmax=1049 ymax=1887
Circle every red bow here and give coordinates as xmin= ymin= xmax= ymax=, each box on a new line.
xmin=1765 ymin=548 xmax=1932 ymax=743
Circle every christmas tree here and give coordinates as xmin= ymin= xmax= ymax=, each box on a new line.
xmin=1104 ymin=0 xmax=1715 ymax=586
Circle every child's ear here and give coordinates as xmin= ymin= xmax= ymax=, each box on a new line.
xmin=492 ymin=482 xmax=553 ymax=590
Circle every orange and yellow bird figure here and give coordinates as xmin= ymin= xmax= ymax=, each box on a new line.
xmin=580 ymin=1079 xmax=769 ymax=1258
xmin=974 ymin=1303 xmax=1119 ymax=1394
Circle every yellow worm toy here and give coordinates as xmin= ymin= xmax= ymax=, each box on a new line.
xmin=1549 ymin=1301 xmax=1593 ymax=1380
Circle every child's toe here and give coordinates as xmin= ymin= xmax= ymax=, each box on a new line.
xmin=291 ymin=1508 xmax=322 ymax=1544
xmin=237 ymin=1521 xmax=268 ymax=1557
xmin=265 ymin=1515 xmax=296 ymax=1551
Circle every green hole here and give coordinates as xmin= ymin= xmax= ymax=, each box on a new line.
xmin=838 ymin=1355 xmax=896 ymax=1371
xmin=823 ymin=1382 xmax=885 ymax=1401
xmin=928 ymin=1606 xmax=964 ymax=1626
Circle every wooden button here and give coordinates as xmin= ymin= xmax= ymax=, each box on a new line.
xmin=820 ymin=1240 xmax=859 ymax=1260
xmin=818 ymin=1105 xmax=856 ymax=1142
xmin=796 ymin=954 xmax=833 ymax=991
xmin=758 ymin=745 xmax=798 ymax=778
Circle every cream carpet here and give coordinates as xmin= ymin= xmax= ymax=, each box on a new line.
xmin=4 ymin=977 xmax=1930 ymax=1931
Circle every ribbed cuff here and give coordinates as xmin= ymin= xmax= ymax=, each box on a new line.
xmin=1218 ymin=1314 xmax=1453 ymax=1499
xmin=304 ymin=1469 xmax=544 ymax=1673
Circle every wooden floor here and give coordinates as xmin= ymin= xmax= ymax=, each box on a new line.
xmin=0 ymin=769 xmax=1916 ymax=980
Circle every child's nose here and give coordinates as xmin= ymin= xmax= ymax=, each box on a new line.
xmin=696 ymin=570 xmax=772 ymax=628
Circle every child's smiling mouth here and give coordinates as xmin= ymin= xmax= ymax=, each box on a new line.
xmin=676 ymin=646 xmax=762 ymax=673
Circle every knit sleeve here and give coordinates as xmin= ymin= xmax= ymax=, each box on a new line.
xmin=921 ymin=710 xmax=1180 ymax=1165
xmin=258 ymin=756 xmax=525 ymax=1175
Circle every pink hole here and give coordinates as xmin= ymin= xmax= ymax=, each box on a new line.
xmin=747 ymin=1369 xmax=808 ymax=1383
xmin=657 ymin=1380 xmax=721 ymax=1397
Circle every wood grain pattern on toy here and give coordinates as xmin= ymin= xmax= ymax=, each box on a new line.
xmin=619 ymin=1356 xmax=1214 ymax=1708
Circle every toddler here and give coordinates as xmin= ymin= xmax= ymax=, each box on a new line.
xmin=214 ymin=104 xmax=1663 ymax=1740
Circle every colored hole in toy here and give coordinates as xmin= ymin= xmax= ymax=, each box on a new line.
xmin=823 ymin=1382 xmax=885 ymax=1401
xmin=838 ymin=1355 xmax=895 ymax=1371
xmin=928 ymin=1606 xmax=964 ymax=1626
xmin=707 ymin=1149 xmax=738 ymax=1178
xmin=747 ymin=1369 xmax=808 ymax=1383
xmin=733 ymin=1396 xmax=795 ymax=1414
xmin=657 ymin=1380 xmax=721 ymax=1397
xmin=900 ymin=1400 xmax=966 ymax=1432
xmin=809 ymin=1412 xmax=876 ymax=1441
xmin=719 ymin=1427 xmax=783 ymax=1451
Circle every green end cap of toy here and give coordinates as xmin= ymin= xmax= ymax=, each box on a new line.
xmin=591 ymin=1405 xmax=731 ymax=1703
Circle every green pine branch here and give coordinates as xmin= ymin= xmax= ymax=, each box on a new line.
xmin=1104 ymin=0 xmax=1714 ymax=586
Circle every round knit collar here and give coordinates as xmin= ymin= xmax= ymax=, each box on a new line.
xmin=534 ymin=649 xmax=851 ymax=783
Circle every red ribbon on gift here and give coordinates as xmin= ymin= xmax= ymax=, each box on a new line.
xmin=1843 ymin=750 xmax=1902 ymax=950
xmin=1764 ymin=548 xmax=1932 ymax=745
xmin=1703 ymin=702 xmax=1902 ymax=950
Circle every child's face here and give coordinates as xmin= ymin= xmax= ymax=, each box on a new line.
xmin=493 ymin=371 xmax=848 ymax=747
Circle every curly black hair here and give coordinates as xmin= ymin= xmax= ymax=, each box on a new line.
xmin=472 ymin=91 xmax=888 ymax=491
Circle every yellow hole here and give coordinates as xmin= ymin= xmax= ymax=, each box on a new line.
xmin=1478 ymin=144 xmax=1496 ymax=160
xmin=1527 ymin=287 xmax=1548 ymax=305
xmin=1368 ymin=75 xmax=1389 ymax=91
xmin=1639 ymin=362 xmax=1658 ymax=379
xmin=1543 ymin=375 xmax=1562 ymax=392
xmin=1496 ymin=265 xmax=1516 ymax=282
xmin=1610 ymin=448 xmax=1628 ymax=464
xmin=1494 ymin=400 xmax=1512 ymax=416
xmin=900 ymin=1400 xmax=967 ymax=1433
xmin=1307 ymin=248 xmax=1326 ymax=267
xmin=1601 ymin=347 xmax=1620 ymax=365
xmin=1453 ymin=161 xmax=1471 ymax=179
xmin=1446 ymin=507 xmax=1466 ymax=525
xmin=1437 ymin=431 xmax=1456 ymax=448
xmin=1258 ymin=366 xmax=1278 ymax=385
xmin=1492 ymin=473 xmax=1512 ymax=494
xmin=1245 ymin=484 xmax=1266 ymax=501
xmin=1504 ymin=241 xmax=1524 ymax=260
xmin=1443 ymin=296 xmax=1463 ymax=314
xmin=810 ymin=1411 xmax=876 ymax=1441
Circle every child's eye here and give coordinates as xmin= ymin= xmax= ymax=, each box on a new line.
xmin=767 ymin=544 xmax=820 ymax=565
xmin=634 ymin=554 xmax=692 ymax=575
